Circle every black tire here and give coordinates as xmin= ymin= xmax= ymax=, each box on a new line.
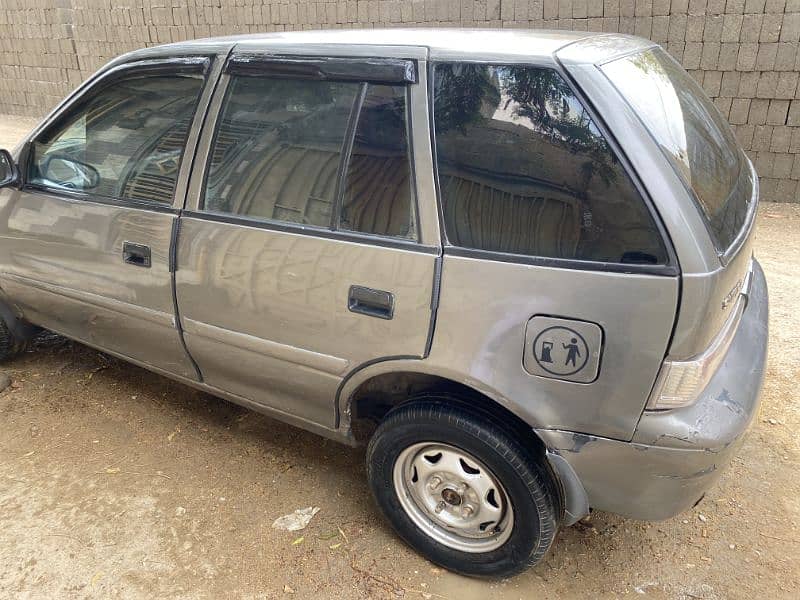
xmin=366 ymin=396 xmax=560 ymax=578
xmin=0 ymin=318 xmax=26 ymax=363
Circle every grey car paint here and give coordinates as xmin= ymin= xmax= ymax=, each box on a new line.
xmin=0 ymin=194 xmax=195 ymax=377
xmin=416 ymin=256 xmax=676 ymax=441
xmin=0 ymin=30 xmax=769 ymax=528
xmin=174 ymin=217 xmax=437 ymax=427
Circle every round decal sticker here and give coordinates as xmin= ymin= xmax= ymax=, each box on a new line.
xmin=532 ymin=326 xmax=590 ymax=377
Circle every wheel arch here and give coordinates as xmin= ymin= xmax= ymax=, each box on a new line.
xmin=338 ymin=362 xmax=541 ymax=445
xmin=339 ymin=361 xmax=590 ymax=525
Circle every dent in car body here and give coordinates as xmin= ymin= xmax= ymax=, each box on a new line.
xmin=535 ymin=260 xmax=767 ymax=520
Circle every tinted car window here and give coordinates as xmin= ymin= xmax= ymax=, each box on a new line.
xmin=339 ymin=84 xmax=415 ymax=239
xmin=602 ymin=48 xmax=752 ymax=252
xmin=30 ymin=74 xmax=203 ymax=204
xmin=204 ymin=77 xmax=359 ymax=227
xmin=432 ymin=63 xmax=667 ymax=265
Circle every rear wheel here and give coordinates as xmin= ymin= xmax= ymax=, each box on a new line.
xmin=366 ymin=397 xmax=560 ymax=578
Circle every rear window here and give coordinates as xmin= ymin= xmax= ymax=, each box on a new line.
xmin=601 ymin=48 xmax=753 ymax=252
xmin=432 ymin=63 xmax=668 ymax=266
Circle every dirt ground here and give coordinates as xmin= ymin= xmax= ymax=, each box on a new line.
xmin=0 ymin=115 xmax=798 ymax=600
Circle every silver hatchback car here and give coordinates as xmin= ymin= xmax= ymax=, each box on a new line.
xmin=0 ymin=29 xmax=768 ymax=577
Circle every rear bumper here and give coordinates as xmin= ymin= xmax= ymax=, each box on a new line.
xmin=537 ymin=259 xmax=769 ymax=522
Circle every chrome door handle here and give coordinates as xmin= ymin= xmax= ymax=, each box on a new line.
xmin=123 ymin=242 xmax=151 ymax=268
xmin=348 ymin=285 xmax=394 ymax=320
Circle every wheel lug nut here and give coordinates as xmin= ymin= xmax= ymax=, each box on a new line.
xmin=461 ymin=505 xmax=474 ymax=518
xmin=435 ymin=500 xmax=446 ymax=514
xmin=429 ymin=476 xmax=442 ymax=489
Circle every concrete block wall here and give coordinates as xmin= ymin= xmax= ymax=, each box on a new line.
xmin=0 ymin=0 xmax=799 ymax=200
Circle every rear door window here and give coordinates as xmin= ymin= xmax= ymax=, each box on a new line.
xmin=204 ymin=77 xmax=360 ymax=227
xmin=203 ymin=73 xmax=417 ymax=240
xmin=601 ymin=48 xmax=753 ymax=252
xmin=432 ymin=63 xmax=667 ymax=265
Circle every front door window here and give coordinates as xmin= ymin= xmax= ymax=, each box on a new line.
xmin=29 ymin=74 xmax=204 ymax=205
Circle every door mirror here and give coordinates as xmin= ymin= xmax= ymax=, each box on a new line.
xmin=0 ymin=149 xmax=18 ymax=188
xmin=40 ymin=154 xmax=100 ymax=191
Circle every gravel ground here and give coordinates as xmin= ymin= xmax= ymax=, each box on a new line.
xmin=0 ymin=116 xmax=798 ymax=599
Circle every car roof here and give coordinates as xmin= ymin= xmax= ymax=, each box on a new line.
xmin=119 ymin=28 xmax=652 ymax=66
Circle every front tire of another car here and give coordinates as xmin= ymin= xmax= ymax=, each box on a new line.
xmin=366 ymin=395 xmax=560 ymax=578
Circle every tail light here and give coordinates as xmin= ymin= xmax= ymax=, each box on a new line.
xmin=646 ymin=279 xmax=748 ymax=411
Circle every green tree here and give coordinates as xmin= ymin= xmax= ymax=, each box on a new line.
xmin=433 ymin=63 xmax=499 ymax=134
xmin=434 ymin=64 xmax=618 ymax=193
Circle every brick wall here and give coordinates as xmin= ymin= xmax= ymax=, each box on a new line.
xmin=0 ymin=0 xmax=798 ymax=201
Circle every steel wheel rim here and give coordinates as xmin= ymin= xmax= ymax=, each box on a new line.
xmin=392 ymin=442 xmax=514 ymax=553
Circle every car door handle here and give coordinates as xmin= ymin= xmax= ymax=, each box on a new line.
xmin=348 ymin=285 xmax=394 ymax=320
xmin=122 ymin=242 xmax=151 ymax=268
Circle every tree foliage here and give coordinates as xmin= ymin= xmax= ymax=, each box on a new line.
xmin=433 ymin=64 xmax=619 ymax=193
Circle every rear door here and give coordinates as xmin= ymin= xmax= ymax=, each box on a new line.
xmin=0 ymin=57 xmax=217 ymax=378
xmin=176 ymin=48 xmax=438 ymax=428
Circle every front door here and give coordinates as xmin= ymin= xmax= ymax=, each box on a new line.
xmin=175 ymin=50 xmax=438 ymax=428
xmin=0 ymin=57 xmax=215 ymax=379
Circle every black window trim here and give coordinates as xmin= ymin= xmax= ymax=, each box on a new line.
xmin=196 ymin=57 xmax=422 ymax=245
xmin=444 ymin=245 xmax=679 ymax=276
xmin=20 ymin=56 xmax=213 ymax=213
xmin=427 ymin=59 xmax=680 ymax=277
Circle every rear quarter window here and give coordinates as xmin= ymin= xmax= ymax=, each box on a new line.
xmin=432 ymin=63 xmax=668 ymax=266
